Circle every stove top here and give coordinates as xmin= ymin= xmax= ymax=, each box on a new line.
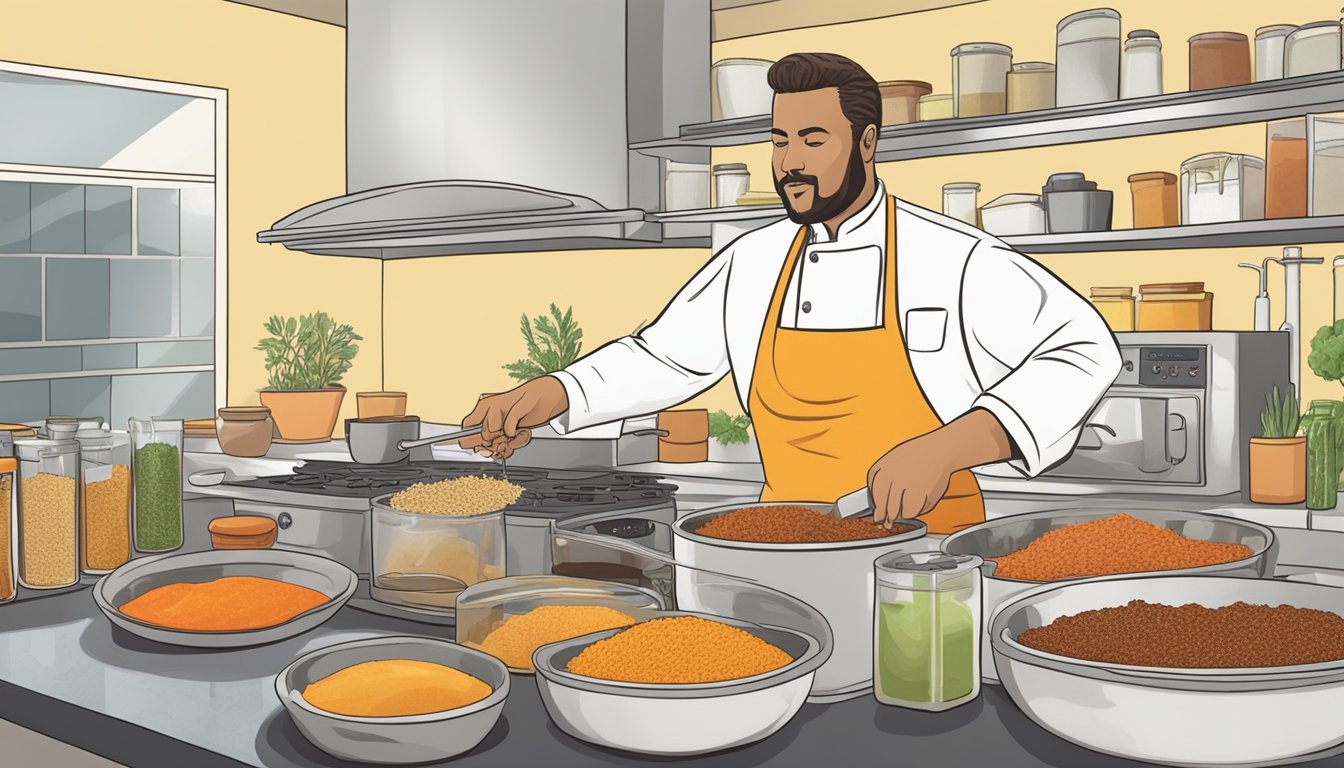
xmin=225 ymin=460 xmax=679 ymax=516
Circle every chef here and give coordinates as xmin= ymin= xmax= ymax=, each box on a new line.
xmin=463 ymin=52 xmax=1121 ymax=534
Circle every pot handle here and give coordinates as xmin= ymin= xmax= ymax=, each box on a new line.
xmin=624 ymin=428 xmax=670 ymax=438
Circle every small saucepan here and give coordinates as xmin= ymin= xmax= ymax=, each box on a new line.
xmin=345 ymin=417 xmax=483 ymax=465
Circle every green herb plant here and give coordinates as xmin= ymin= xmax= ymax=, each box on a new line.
xmin=504 ymin=304 xmax=584 ymax=382
xmin=1259 ymin=384 xmax=1301 ymax=439
xmin=709 ymin=410 xmax=752 ymax=445
xmin=256 ymin=312 xmax=362 ymax=390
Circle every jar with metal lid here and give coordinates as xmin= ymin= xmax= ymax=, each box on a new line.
xmin=874 ymin=551 xmax=983 ymax=711
xmin=1128 ymin=171 xmax=1178 ymax=228
xmin=1256 ymin=25 xmax=1298 ymax=81
xmin=712 ymin=163 xmax=750 ymax=208
xmin=1007 ymin=62 xmax=1055 ymax=113
xmin=942 ymin=182 xmax=980 ymax=226
xmin=1122 ymin=30 xmax=1162 ymax=99
xmin=951 ymin=43 xmax=1012 ymax=118
xmin=15 ymin=438 xmax=80 ymax=590
xmin=1285 ymin=21 xmax=1342 ymax=78
xmin=918 ymin=93 xmax=953 ymax=121
xmin=1056 ymin=8 xmax=1121 ymax=107
xmin=878 ymin=80 xmax=932 ymax=125
xmin=75 ymin=428 xmax=131 ymax=574
xmin=1189 ymin=32 xmax=1251 ymax=90
xmin=0 ymin=433 xmax=15 ymax=602
xmin=129 ymin=418 xmax=183 ymax=554
xmin=1089 ymin=287 xmax=1135 ymax=332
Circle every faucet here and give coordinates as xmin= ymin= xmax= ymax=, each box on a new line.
xmin=1279 ymin=246 xmax=1324 ymax=397
xmin=1237 ymin=257 xmax=1276 ymax=332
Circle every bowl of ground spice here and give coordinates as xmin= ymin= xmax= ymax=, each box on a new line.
xmin=277 ymin=635 xmax=508 ymax=764
xmin=533 ymin=612 xmax=825 ymax=756
xmin=991 ymin=575 xmax=1344 ymax=766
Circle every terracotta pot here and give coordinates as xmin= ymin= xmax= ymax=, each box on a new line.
xmin=658 ymin=409 xmax=709 ymax=463
xmin=217 ymin=406 xmax=275 ymax=458
xmin=259 ymin=387 xmax=346 ymax=442
xmin=357 ymin=391 xmax=408 ymax=420
xmin=1249 ymin=436 xmax=1307 ymax=504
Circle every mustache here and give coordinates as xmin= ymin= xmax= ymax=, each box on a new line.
xmin=778 ymin=173 xmax=818 ymax=187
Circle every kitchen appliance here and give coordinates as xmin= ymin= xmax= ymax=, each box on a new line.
xmin=992 ymin=575 xmax=1344 ymax=767
xmin=1121 ymin=30 xmax=1162 ymax=99
xmin=1042 ymin=172 xmax=1112 ymax=233
xmin=975 ymin=331 xmax=1290 ymax=497
xmin=711 ymin=58 xmax=774 ymax=120
xmin=951 ymin=43 xmax=1012 ymax=117
xmin=1055 ymin=8 xmax=1121 ymax=106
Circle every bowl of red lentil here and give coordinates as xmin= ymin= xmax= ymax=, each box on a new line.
xmin=990 ymin=575 xmax=1344 ymax=766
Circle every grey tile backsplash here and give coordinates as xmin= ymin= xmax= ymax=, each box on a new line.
xmin=0 ymin=346 xmax=82 ymax=376
xmin=137 ymin=188 xmax=179 ymax=256
xmin=45 ymin=258 xmax=110 ymax=340
xmin=110 ymin=259 xmax=174 ymax=337
xmin=31 ymin=183 xmax=85 ymax=254
xmin=0 ymin=257 xmax=41 ymax=342
xmin=85 ymin=185 xmax=132 ymax=255
xmin=137 ymin=339 xmax=212 ymax=368
xmin=0 ymin=182 xmax=30 ymax=253
xmin=179 ymin=258 xmax=214 ymax=336
xmin=51 ymin=376 xmax=111 ymax=421
xmin=0 ymin=380 xmax=50 ymax=423
xmin=83 ymin=343 xmax=137 ymax=370
xmin=111 ymin=370 xmax=212 ymax=424
xmin=179 ymin=187 xmax=213 ymax=258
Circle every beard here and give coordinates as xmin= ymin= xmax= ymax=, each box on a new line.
xmin=773 ymin=137 xmax=869 ymax=226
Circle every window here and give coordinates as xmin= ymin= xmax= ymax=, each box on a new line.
xmin=0 ymin=65 xmax=226 ymax=427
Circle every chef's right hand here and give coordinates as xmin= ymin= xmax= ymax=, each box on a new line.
xmin=460 ymin=376 xmax=570 ymax=459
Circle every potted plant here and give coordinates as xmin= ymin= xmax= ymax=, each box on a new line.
xmin=1307 ymin=320 xmax=1344 ymax=490
xmin=707 ymin=409 xmax=759 ymax=464
xmin=256 ymin=312 xmax=362 ymax=442
xmin=503 ymin=304 xmax=583 ymax=382
xmin=1249 ymin=384 xmax=1304 ymax=505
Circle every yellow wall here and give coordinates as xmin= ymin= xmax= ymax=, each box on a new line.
xmin=1 ymin=0 xmax=379 ymax=426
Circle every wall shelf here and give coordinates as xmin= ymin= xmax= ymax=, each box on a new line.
xmin=1002 ymin=216 xmax=1344 ymax=254
xmin=632 ymin=71 xmax=1344 ymax=161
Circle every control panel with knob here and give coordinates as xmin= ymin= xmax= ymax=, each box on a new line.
xmin=1139 ymin=347 xmax=1206 ymax=388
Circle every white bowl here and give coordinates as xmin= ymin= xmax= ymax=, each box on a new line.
xmin=276 ymin=636 xmax=509 ymax=764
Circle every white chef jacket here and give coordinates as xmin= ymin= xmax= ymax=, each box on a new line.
xmin=549 ymin=183 xmax=1123 ymax=477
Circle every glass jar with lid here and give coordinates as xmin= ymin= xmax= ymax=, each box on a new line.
xmin=0 ymin=432 xmax=15 ymax=602
xmin=75 ymin=428 xmax=131 ymax=574
xmin=15 ymin=438 xmax=80 ymax=590
xmin=878 ymin=80 xmax=932 ymax=125
xmin=1007 ymin=62 xmax=1055 ymax=113
xmin=918 ymin=93 xmax=953 ymax=121
xmin=1056 ymin=8 xmax=1121 ymax=106
xmin=942 ymin=182 xmax=981 ymax=226
xmin=874 ymin=551 xmax=983 ymax=711
xmin=1180 ymin=152 xmax=1266 ymax=224
xmin=1256 ymin=25 xmax=1298 ymax=81
xmin=951 ymin=43 xmax=1012 ymax=118
xmin=1284 ymin=21 xmax=1342 ymax=78
xmin=1122 ymin=30 xmax=1162 ymax=99
xmin=1089 ymin=287 xmax=1136 ymax=332
xmin=1189 ymin=32 xmax=1251 ymax=90
xmin=370 ymin=493 xmax=506 ymax=612
xmin=129 ymin=418 xmax=183 ymax=554
xmin=712 ymin=163 xmax=750 ymax=208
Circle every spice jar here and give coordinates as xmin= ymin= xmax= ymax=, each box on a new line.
xmin=878 ymin=80 xmax=932 ymax=125
xmin=217 ymin=406 xmax=274 ymax=458
xmin=712 ymin=163 xmax=751 ymax=208
xmin=1007 ymin=62 xmax=1055 ymax=113
xmin=1122 ymin=30 xmax=1162 ymax=99
xmin=1128 ymin=171 xmax=1179 ymax=228
xmin=1090 ymin=287 xmax=1136 ymax=332
xmin=1137 ymin=282 xmax=1214 ymax=331
xmin=1188 ymin=32 xmax=1251 ymax=91
xmin=874 ymin=551 xmax=983 ymax=711
xmin=0 ymin=433 xmax=16 ymax=603
xmin=951 ymin=43 xmax=1012 ymax=118
xmin=1306 ymin=400 xmax=1339 ymax=511
xmin=1256 ymin=25 xmax=1298 ymax=81
xmin=75 ymin=428 xmax=131 ymax=575
xmin=129 ymin=418 xmax=183 ymax=554
xmin=1055 ymin=8 xmax=1121 ymax=107
xmin=657 ymin=409 xmax=709 ymax=463
xmin=918 ymin=93 xmax=953 ymax=121
xmin=15 ymin=438 xmax=80 ymax=590
xmin=1284 ymin=21 xmax=1342 ymax=78
xmin=942 ymin=182 xmax=981 ymax=226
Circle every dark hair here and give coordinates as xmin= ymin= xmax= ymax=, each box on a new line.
xmin=767 ymin=53 xmax=881 ymax=132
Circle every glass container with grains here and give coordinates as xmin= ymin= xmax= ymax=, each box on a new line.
xmin=1306 ymin=400 xmax=1340 ymax=511
xmin=129 ymin=418 xmax=183 ymax=554
xmin=75 ymin=428 xmax=131 ymax=574
xmin=0 ymin=432 xmax=15 ymax=602
xmin=15 ymin=438 xmax=80 ymax=590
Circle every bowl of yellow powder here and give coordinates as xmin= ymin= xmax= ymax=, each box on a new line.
xmin=277 ymin=635 xmax=509 ymax=764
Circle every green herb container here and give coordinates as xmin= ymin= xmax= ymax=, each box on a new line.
xmin=129 ymin=418 xmax=183 ymax=553
xmin=874 ymin=551 xmax=982 ymax=711
xmin=1306 ymin=400 xmax=1340 ymax=511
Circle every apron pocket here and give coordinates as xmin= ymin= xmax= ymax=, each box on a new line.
xmin=904 ymin=308 xmax=948 ymax=352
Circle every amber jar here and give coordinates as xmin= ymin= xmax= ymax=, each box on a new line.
xmin=1089 ymin=287 xmax=1136 ymax=332
xmin=1188 ymin=32 xmax=1251 ymax=91
xmin=1138 ymin=283 xmax=1214 ymax=331
xmin=657 ymin=409 xmax=709 ymax=463
xmin=878 ymin=80 xmax=932 ymax=125
xmin=1128 ymin=172 xmax=1179 ymax=228
xmin=217 ymin=407 xmax=274 ymax=458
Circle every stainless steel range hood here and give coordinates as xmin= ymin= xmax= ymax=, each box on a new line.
xmin=259 ymin=0 xmax=710 ymax=258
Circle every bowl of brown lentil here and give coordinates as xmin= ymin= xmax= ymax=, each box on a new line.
xmin=990 ymin=574 xmax=1344 ymax=766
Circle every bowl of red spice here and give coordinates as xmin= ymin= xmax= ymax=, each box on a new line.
xmin=990 ymin=575 xmax=1344 ymax=766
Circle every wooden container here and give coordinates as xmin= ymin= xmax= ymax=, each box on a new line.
xmin=1089 ymin=287 xmax=1135 ymax=332
xmin=878 ymin=80 xmax=932 ymax=125
xmin=1249 ymin=436 xmax=1306 ymax=504
xmin=1128 ymin=172 xmax=1179 ymax=228
xmin=217 ymin=406 xmax=274 ymax=458
xmin=1138 ymin=283 xmax=1214 ymax=331
xmin=209 ymin=516 xmax=278 ymax=550
xmin=357 ymin=391 xmax=408 ymax=420
xmin=657 ymin=409 xmax=709 ymax=463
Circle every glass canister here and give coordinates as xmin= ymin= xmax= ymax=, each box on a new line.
xmin=129 ymin=418 xmax=183 ymax=554
xmin=370 ymin=493 xmax=506 ymax=612
xmin=1137 ymin=282 xmax=1214 ymax=331
xmin=942 ymin=182 xmax=981 ymax=226
xmin=918 ymin=93 xmax=954 ymax=121
xmin=1256 ymin=25 xmax=1298 ymax=81
xmin=878 ymin=80 xmax=932 ymax=125
xmin=0 ymin=433 xmax=15 ymax=602
xmin=951 ymin=43 xmax=1012 ymax=118
xmin=1056 ymin=8 xmax=1121 ymax=107
xmin=1128 ymin=172 xmax=1179 ymax=228
xmin=1007 ymin=62 xmax=1055 ymax=113
xmin=713 ymin=163 xmax=750 ymax=208
xmin=1307 ymin=400 xmax=1340 ymax=511
xmin=1285 ymin=21 xmax=1342 ymax=78
xmin=1310 ymin=114 xmax=1344 ymax=216
xmin=1122 ymin=30 xmax=1162 ymax=99
xmin=1189 ymin=32 xmax=1251 ymax=91
xmin=1181 ymin=152 xmax=1266 ymax=224
xmin=1090 ymin=287 xmax=1136 ymax=332
xmin=15 ymin=438 xmax=80 ymax=590
xmin=1267 ymin=118 xmax=1308 ymax=219
xmin=75 ymin=428 xmax=131 ymax=574
xmin=874 ymin=551 xmax=983 ymax=711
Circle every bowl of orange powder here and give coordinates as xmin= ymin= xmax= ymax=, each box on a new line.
xmin=94 ymin=549 xmax=357 ymax=648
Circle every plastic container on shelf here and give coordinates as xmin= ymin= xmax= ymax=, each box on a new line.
xmin=1256 ymin=25 xmax=1298 ymax=81
xmin=369 ymin=494 xmax=506 ymax=613
xmin=712 ymin=163 xmax=750 ymax=209
xmin=1266 ymin=118 xmax=1308 ymax=220
xmin=1137 ymin=283 xmax=1214 ymax=331
xmin=1122 ymin=30 xmax=1162 ymax=99
xmin=75 ymin=428 xmax=131 ymax=575
xmin=663 ymin=160 xmax=710 ymax=211
xmin=942 ymin=182 xmax=981 ymax=226
xmin=1042 ymin=172 xmax=1113 ymax=233
xmin=1309 ymin=114 xmax=1344 ymax=216
xmin=1055 ymin=8 xmax=1121 ymax=107
xmin=979 ymin=194 xmax=1047 ymax=236
xmin=1090 ymin=287 xmax=1136 ymax=332
xmin=1128 ymin=172 xmax=1179 ymax=228
xmin=1188 ymin=32 xmax=1251 ymax=91
xmin=710 ymin=58 xmax=774 ymax=120
xmin=129 ymin=418 xmax=183 ymax=554
xmin=878 ymin=80 xmax=932 ymax=125
xmin=951 ymin=43 xmax=1012 ymax=118
xmin=874 ymin=552 xmax=983 ymax=712
xmin=918 ymin=93 xmax=954 ymax=121
xmin=14 ymin=438 xmax=80 ymax=590
xmin=1180 ymin=153 xmax=1266 ymax=224
xmin=0 ymin=435 xmax=15 ymax=603
xmin=1007 ymin=62 xmax=1055 ymax=113
xmin=1285 ymin=21 xmax=1342 ymax=78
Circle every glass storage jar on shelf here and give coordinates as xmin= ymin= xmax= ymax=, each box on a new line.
xmin=129 ymin=418 xmax=183 ymax=554
xmin=1007 ymin=62 xmax=1055 ymax=113
xmin=1284 ymin=21 xmax=1342 ymax=78
xmin=1137 ymin=282 xmax=1214 ymax=331
xmin=1128 ymin=171 xmax=1179 ymax=228
xmin=1090 ymin=287 xmax=1136 ymax=332
xmin=942 ymin=182 xmax=981 ymax=226
xmin=370 ymin=493 xmax=506 ymax=612
xmin=1180 ymin=153 xmax=1266 ymax=224
xmin=0 ymin=433 xmax=15 ymax=603
xmin=15 ymin=438 xmax=80 ymax=590
xmin=1055 ymin=8 xmax=1121 ymax=106
xmin=1266 ymin=118 xmax=1308 ymax=219
xmin=75 ymin=427 xmax=131 ymax=574
xmin=1188 ymin=32 xmax=1251 ymax=90
xmin=878 ymin=80 xmax=932 ymax=125
xmin=1121 ymin=30 xmax=1162 ymax=99
xmin=918 ymin=93 xmax=954 ymax=121
xmin=1256 ymin=25 xmax=1298 ymax=81
xmin=1306 ymin=400 xmax=1339 ymax=511
xmin=1308 ymin=114 xmax=1344 ymax=216
xmin=951 ymin=43 xmax=1012 ymax=117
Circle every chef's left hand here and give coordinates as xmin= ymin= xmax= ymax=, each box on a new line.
xmin=867 ymin=434 xmax=957 ymax=528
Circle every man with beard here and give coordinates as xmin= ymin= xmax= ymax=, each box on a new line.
xmin=462 ymin=53 xmax=1121 ymax=534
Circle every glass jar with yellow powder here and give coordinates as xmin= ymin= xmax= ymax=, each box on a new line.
xmin=75 ymin=427 xmax=132 ymax=575
xmin=15 ymin=438 xmax=80 ymax=590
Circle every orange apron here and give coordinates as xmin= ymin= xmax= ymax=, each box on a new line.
xmin=748 ymin=197 xmax=985 ymax=535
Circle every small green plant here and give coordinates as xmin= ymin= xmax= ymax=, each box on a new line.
xmin=1309 ymin=320 xmax=1344 ymax=388
xmin=504 ymin=304 xmax=584 ymax=382
xmin=256 ymin=312 xmax=362 ymax=390
xmin=1260 ymin=384 xmax=1301 ymax=439
xmin=709 ymin=410 xmax=752 ymax=445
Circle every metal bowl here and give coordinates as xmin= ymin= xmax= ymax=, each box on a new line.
xmin=991 ymin=575 xmax=1344 ymax=767
xmin=533 ymin=612 xmax=824 ymax=756
xmin=276 ymin=636 xmax=508 ymax=764
xmin=941 ymin=509 xmax=1277 ymax=682
xmin=94 ymin=549 xmax=357 ymax=648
